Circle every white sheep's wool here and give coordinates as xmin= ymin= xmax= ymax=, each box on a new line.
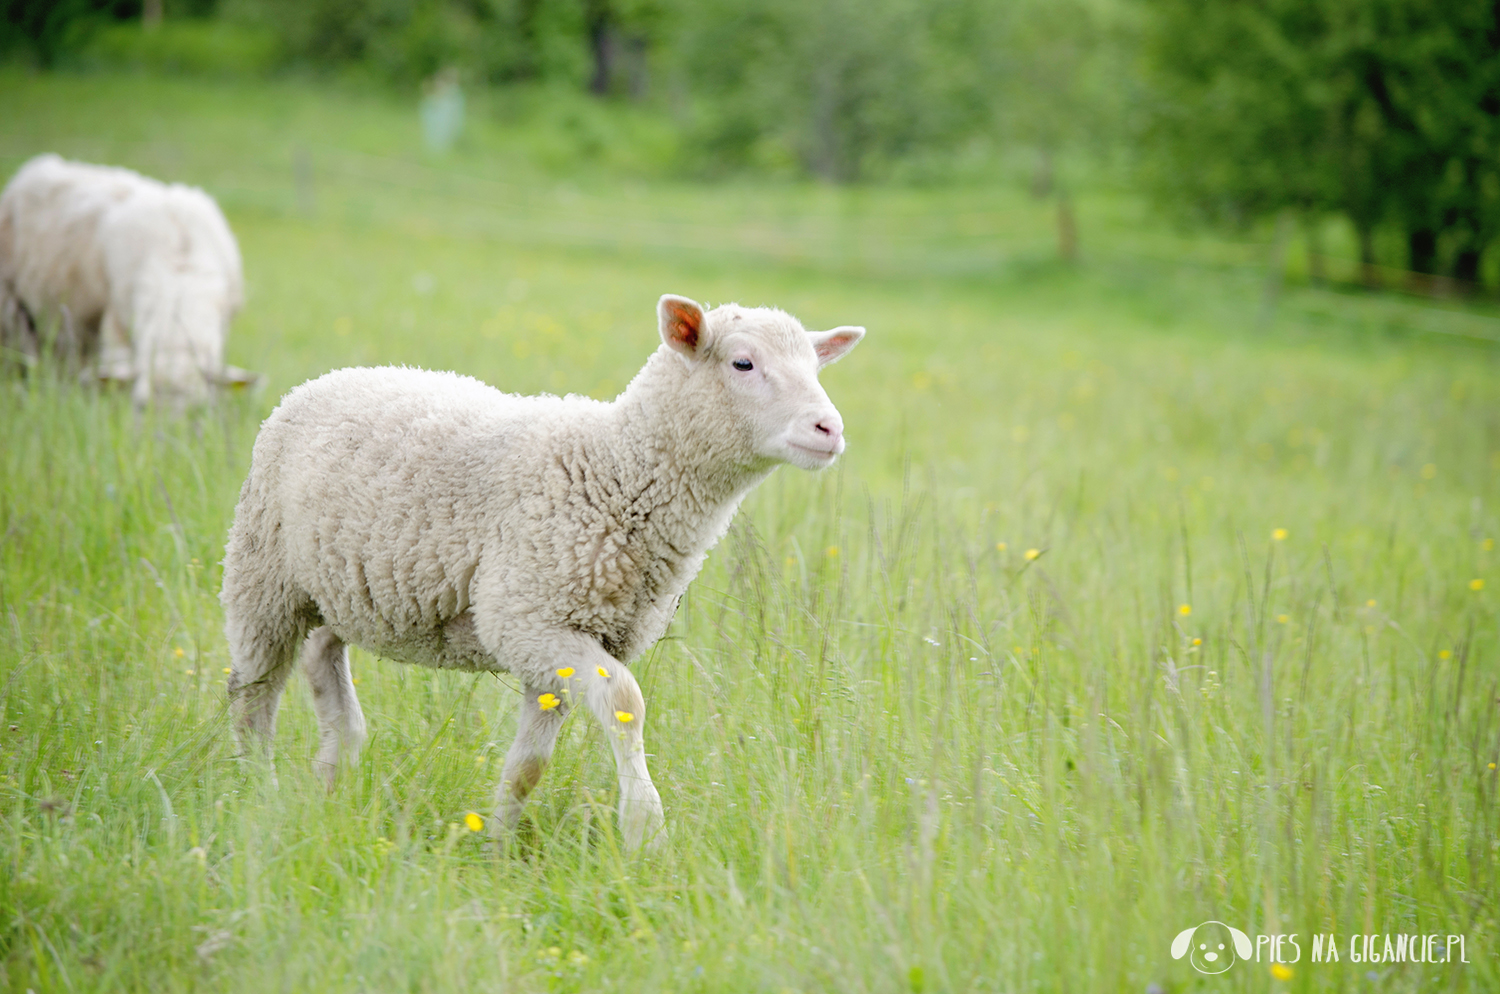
xmin=0 ymin=154 xmax=244 ymax=406
xmin=220 ymin=294 xmax=864 ymax=851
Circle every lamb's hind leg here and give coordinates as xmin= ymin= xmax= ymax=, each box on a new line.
xmin=223 ymin=596 xmax=308 ymax=778
xmin=303 ymin=627 xmax=367 ymax=790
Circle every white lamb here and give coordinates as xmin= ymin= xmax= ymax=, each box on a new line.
xmin=0 ymin=154 xmax=248 ymax=406
xmin=220 ymin=295 xmax=864 ymax=851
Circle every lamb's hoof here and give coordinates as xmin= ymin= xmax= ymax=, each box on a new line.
xmin=620 ymin=805 xmax=667 ymax=854
xmin=636 ymin=823 xmax=668 ymax=854
xmin=487 ymin=805 xmax=526 ymax=853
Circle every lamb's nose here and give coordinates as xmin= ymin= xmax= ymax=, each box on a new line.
xmin=814 ymin=414 xmax=843 ymax=442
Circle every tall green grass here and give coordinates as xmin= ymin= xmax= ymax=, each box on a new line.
xmin=1 ymin=70 xmax=1498 ymax=992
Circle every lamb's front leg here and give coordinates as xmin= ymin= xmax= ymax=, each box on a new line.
xmin=573 ymin=653 xmax=665 ymax=853
xmin=490 ymin=634 xmax=665 ymax=853
xmin=492 ymin=684 xmax=569 ymax=839
xmin=96 ymin=308 xmax=134 ymax=383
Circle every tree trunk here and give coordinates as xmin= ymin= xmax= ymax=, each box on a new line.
xmin=624 ymin=34 xmax=648 ymax=99
xmin=1408 ymin=228 xmax=1437 ymax=275
xmin=589 ymin=23 xmax=616 ymax=95
xmin=1032 ymin=149 xmax=1054 ymax=199
xmin=1259 ymin=210 xmax=1292 ymax=329
xmin=1357 ymin=224 xmax=1379 ymax=289
xmin=1304 ymin=215 xmax=1325 ymax=285
xmin=1454 ymin=247 xmax=1482 ymax=287
xmin=585 ymin=0 xmax=616 ymax=96
xmin=1057 ymin=191 xmax=1077 ymax=262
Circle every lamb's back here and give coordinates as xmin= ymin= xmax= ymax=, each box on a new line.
xmin=1 ymin=155 xmax=145 ymax=313
xmin=248 ymin=365 xmax=605 ymax=637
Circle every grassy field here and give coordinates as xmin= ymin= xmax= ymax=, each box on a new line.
xmin=2 ymin=69 xmax=1499 ymax=992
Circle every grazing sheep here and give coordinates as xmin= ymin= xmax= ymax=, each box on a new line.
xmin=220 ymin=295 xmax=864 ymax=850
xmin=0 ymin=154 xmax=249 ymax=406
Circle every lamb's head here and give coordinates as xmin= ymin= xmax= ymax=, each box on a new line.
xmin=656 ymin=294 xmax=863 ymax=471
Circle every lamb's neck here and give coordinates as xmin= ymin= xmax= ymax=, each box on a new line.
xmin=607 ymin=359 xmax=774 ymax=530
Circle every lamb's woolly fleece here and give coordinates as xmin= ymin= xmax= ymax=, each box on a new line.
xmin=0 ymin=154 xmax=243 ymax=405
xmin=221 ymin=298 xmax=863 ymax=847
xmin=224 ymin=315 xmax=831 ymax=679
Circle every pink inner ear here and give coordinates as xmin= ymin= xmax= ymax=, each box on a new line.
xmin=665 ymin=301 xmax=702 ymax=350
xmin=815 ymin=333 xmax=857 ymax=362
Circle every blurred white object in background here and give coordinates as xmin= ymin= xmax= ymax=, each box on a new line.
xmin=420 ymin=68 xmax=464 ymax=154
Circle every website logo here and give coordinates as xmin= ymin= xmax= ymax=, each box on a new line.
xmin=1171 ymin=921 xmax=1253 ymax=974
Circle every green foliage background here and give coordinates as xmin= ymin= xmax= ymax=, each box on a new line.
xmin=8 ymin=0 xmax=1498 ymax=281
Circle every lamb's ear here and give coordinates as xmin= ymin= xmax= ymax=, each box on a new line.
xmin=808 ymin=326 xmax=864 ymax=367
xmin=1170 ymin=927 xmax=1196 ymax=960
xmin=1228 ymin=926 xmax=1253 ymax=959
xmin=658 ymin=294 xmax=706 ymax=357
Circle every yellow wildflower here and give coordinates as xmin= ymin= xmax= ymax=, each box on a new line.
xmin=184 ymin=668 xmax=195 ymax=675
xmin=1191 ymin=637 xmax=1202 ymax=646
xmin=1271 ymin=962 xmax=1293 ymax=981
xmin=174 ymin=647 xmax=185 ymax=658
xmin=537 ymin=693 xmax=560 ymax=711
xmin=1489 ymin=763 xmax=1496 ymax=770
xmin=1178 ymin=604 xmax=1192 ymax=616
xmin=464 ymin=812 xmax=484 ymax=832
xmin=1439 ymin=650 xmax=1451 ymax=660
xmin=1024 ymin=548 xmax=1041 ymax=561
xmin=1272 ymin=528 xmax=1288 ymax=541
xmin=826 ymin=545 xmax=839 ymax=557
xmin=222 ymin=667 xmax=231 ymax=674
xmin=1366 ymin=599 xmax=1377 ymax=607
xmin=1276 ymin=614 xmax=1289 ymax=624
xmin=1484 ymin=538 xmax=1495 ymax=551
xmin=615 ymin=710 xmax=634 ymax=723
xmin=995 ymin=542 xmax=1007 ymax=552
xmin=597 ymin=666 xmax=610 ymax=678
xmin=1471 ymin=578 xmax=1485 ymax=591
xmin=557 ymin=667 xmax=574 ymax=678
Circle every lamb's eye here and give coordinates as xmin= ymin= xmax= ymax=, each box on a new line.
xmin=732 ymin=358 xmax=754 ymax=371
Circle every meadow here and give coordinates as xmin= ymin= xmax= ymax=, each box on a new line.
xmin=1 ymin=69 xmax=1498 ymax=992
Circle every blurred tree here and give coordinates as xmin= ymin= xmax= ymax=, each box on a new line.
xmin=999 ymin=0 xmax=1131 ymax=259
xmin=219 ymin=0 xmax=591 ymax=85
xmin=584 ymin=0 xmax=662 ymax=98
xmin=1141 ymin=0 xmax=1500 ymax=287
xmin=670 ymin=0 xmax=1005 ymax=182
xmin=3 ymin=0 xmax=142 ymax=64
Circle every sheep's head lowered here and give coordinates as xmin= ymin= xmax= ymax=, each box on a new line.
xmin=128 ymin=265 xmax=239 ymax=408
xmin=654 ymin=294 xmax=864 ymax=472
xmin=96 ymin=180 xmax=254 ymax=410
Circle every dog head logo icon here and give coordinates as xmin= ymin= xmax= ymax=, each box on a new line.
xmin=1171 ymin=921 xmax=1253 ymax=974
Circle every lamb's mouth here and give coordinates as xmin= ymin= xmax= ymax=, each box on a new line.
xmin=788 ymin=442 xmax=840 ymax=461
